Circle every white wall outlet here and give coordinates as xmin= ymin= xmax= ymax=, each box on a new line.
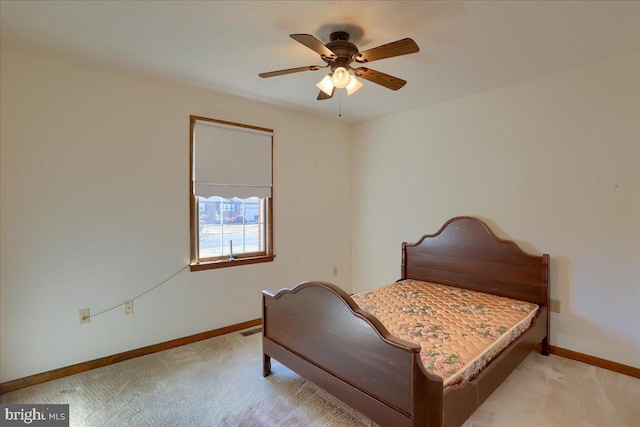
xmin=124 ymin=300 xmax=133 ymax=315
xmin=79 ymin=308 xmax=90 ymax=324
xmin=550 ymin=299 xmax=561 ymax=313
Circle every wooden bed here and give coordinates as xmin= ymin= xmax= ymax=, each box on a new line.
xmin=262 ymin=216 xmax=549 ymax=427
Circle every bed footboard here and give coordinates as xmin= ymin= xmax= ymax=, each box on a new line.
xmin=262 ymin=281 xmax=444 ymax=427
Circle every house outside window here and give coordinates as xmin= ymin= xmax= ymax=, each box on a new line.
xmin=190 ymin=116 xmax=274 ymax=270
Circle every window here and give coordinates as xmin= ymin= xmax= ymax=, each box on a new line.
xmin=190 ymin=116 xmax=274 ymax=270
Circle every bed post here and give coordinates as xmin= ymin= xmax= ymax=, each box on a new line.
xmin=263 ymin=354 xmax=272 ymax=377
xmin=262 ymin=293 xmax=272 ymax=376
xmin=401 ymin=242 xmax=408 ymax=280
xmin=541 ymin=253 xmax=550 ymax=356
xmin=412 ymin=357 xmax=443 ymax=426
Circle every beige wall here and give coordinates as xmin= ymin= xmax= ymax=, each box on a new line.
xmin=352 ymin=53 xmax=640 ymax=368
xmin=0 ymin=44 xmax=352 ymax=382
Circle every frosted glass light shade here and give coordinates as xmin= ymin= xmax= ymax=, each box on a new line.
xmin=316 ymin=75 xmax=334 ymax=96
xmin=331 ymin=67 xmax=351 ymax=88
xmin=346 ymin=75 xmax=363 ymax=95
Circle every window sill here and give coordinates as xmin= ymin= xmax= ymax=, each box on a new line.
xmin=190 ymin=254 xmax=275 ymax=271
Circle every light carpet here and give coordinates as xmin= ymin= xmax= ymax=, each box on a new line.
xmin=1 ymin=327 xmax=638 ymax=426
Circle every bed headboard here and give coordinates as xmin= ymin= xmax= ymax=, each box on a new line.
xmin=401 ymin=216 xmax=549 ymax=307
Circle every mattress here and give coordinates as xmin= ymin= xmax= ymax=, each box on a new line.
xmin=352 ymin=279 xmax=539 ymax=387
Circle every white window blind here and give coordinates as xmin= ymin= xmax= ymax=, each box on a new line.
xmin=193 ymin=119 xmax=273 ymax=199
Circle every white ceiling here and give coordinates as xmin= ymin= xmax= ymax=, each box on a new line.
xmin=1 ymin=1 xmax=638 ymax=123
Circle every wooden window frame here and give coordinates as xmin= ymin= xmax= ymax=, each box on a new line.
xmin=189 ymin=115 xmax=274 ymax=271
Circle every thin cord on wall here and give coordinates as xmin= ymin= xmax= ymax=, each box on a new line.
xmin=88 ymin=264 xmax=190 ymax=319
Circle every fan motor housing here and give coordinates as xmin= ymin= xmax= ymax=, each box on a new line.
xmin=323 ymin=31 xmax=358 ymax=67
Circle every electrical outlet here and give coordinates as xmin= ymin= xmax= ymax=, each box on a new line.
xmin=79 ymin=308 xmax=90 ymax=324
xmin=124 ymin=300 xmax=133 ymax=315
xmin=550 ymin=299 xmax=561 ymax=313
xmin=332 ymin=267 xmax=338 ymax=276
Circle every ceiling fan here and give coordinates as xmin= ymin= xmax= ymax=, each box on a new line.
xmin=259 ymin=31 xmax=419 ymax=100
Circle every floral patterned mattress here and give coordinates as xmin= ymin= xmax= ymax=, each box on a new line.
xmin=352 ymin=279 xmax=539 ymax=387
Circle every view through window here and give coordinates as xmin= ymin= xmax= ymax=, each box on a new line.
xmin=198 ymin=196 xmax=265 ymax=258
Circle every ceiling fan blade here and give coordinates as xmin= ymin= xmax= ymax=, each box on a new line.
xmin=259 ymin=65 xmax=323 ymax=78
xmin=355 ymin=38 xmax=419 ymax=63
xmin=290 ymin=34 xmax=336 ymax=59
xmin=317 ymin=87 xmax=335 ymax=100
xmin=354 ymin=68 xmax=407 ymax=90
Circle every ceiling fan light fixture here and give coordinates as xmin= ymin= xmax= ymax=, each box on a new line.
xmin=346 ymin=74 xmax=363 ymax=96
xmin=331 ymin=66 xmax=351 ymax=88
xmin=316 ymin=75 xmax=334 ymax=96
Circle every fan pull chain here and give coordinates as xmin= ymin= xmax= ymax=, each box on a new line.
xmin=338 ymin=92 xmax=342 ymax=117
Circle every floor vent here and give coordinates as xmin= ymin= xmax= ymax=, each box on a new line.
xmin=240 ymin=327 xmax=262 ymax=337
